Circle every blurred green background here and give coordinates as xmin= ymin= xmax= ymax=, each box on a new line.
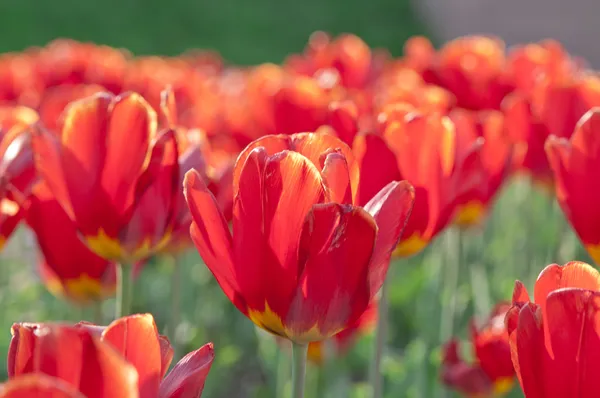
xmin=0 ymin=1 xmax=591 ymax=397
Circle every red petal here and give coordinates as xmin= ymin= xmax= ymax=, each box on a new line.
xmin=534 ymin=262 xmax=600 ymax=315
xmin=545 ymin=289 xmax=600 ymax=397
xmin=183 ymin=170 xmax=242 ymax=312
xmin=159 ymin=336 xmax=175 ymax=379
xmin=511 ymin=280 xmax=531 ymax=305
xmin=289 ymin=203 xmax=377 ymax=341
xmin=514 ymin=303 xmax=548 ymax=398
xmin=353 ymin=134 xmax=401 ymax=206
xmin=8 ymin=324 xmax=38 ymax=377
xmin=0 ymin=374 xmax=85 ymax=398
xmin=321 ymin=151 xmax=352 ymax=204
xmin=101 ymin=92 xmax=156 ymax=221
xmin=158 ymin=343 xmax=215 ymax=398
xmin=100 ymin=314 xmax=162 ymax=398
xmin=362 ymin=181 xmax=415 ymax=293
xmin=34 ymin=325 xmax=139 ymax=398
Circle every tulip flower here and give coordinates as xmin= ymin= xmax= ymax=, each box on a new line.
xmin=25 ymin=182 xmax=116 ymax=303
xmin=32 ymin=92 xmax=179 ymax=263
xmin=546 ymin=108 xmax=600 ymax=265
xmin=0 ymin=106 xmax=38 ymax=250
xmin=0 ymin=374 xmax=90 ymax=398
xmin=506 ymin=261 xmax=600 ymax=397
xmin=185 ymin=131 xmax=414 ymax=396
xmin=354 ymin=109 xmax=483 ymax=258
xmin=449 ymin=109 xmax=512 ymax=227
xmin=441 ymin=303 xmax=514 ymax=397
xmin=9 ymin=314 xmax=215 ymax=398
xmin=37 ymin=84 xmax=106 ymax=132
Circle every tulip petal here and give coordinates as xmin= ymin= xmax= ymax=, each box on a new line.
xmin=321 ymin=151 xmax=352 ymax=204
xmin=159 ymin=336 xmax=175 ymax=379
xmin=158 ymin=343 xmax=215 ymax=398
xmin=101 ymin=92 xmax=157 ymax=216
xmin=363 ymin=181 xmax=415 ymax=293
xmin=534 ymin=262 xmax=600 ymax=316
xmin=0 ymin=374 xmax=85 ymax=398
xmin=260 ymin=151 xmax=325 ymax=316
xmin=101 ymin=314 xmax=162 ymax=398
xmin=353 ymin=134 xmax=401 ymax=206
xmin=8 ymin=323 xmax=38 ymax=377
xmin=288 ymin=203 xmax=377 ymax=341
xmin=545 ymin=288 xmax=600 ymax=397
xmin=511 ymin=280 xmax=531 ymax=305
xmin=184 ymin=170 xmax=243 ymax=312
xmin=34 ymin=326 xmax=139 ymax=398
xmin=514 ymin=303 xmax=548 ymax=398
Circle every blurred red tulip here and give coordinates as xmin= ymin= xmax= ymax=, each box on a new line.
xmin=38 ymin=84 xmax=106 ymax=132
xmin=307 ymin=299 xmax=377 ymax=365
xmin=0 ymin=106 xmax=38 ymax=249
xmin=354 ymin=109 xmax=483 ymax=257
xmin=10 ymin=314 xmax=215 ymax=398
xmin=450 ymin=109 xmax=512 ymax=227
xmin=25 ymin=182 xmax=116 ymax=303
xmin=184 ymin=132 xmax=414 ymax=342
xmin=8 ymin=323 xmax=139 ymax=398
xmin=405 ymin=36 xmax=514 ymax=110
xmin=546 ymin=108 xmax=600 ymax=265
xmin=32 ymin=92 xmax=180 ymax=262
xmin=0 ymin=374 xmax=87 ymax=398
xmin=506 ymin=261 xmax=600 ymax=397
xmin=441 ymin=303 xmax=514 ymax=397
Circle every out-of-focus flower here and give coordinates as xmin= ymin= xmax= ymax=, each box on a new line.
xmin=184 ymin=132 xmax=414 ymax=343
xmin=0 ymin=374 xmax=88 ymax=398
xmin=9 ymin=314 xmax=215 ymax=398
xmin=441 ymin=303 xmax=514 ymax=397
xmin=0 ymin=51 xmax=44 ymax=107
xmin=25 ymin=182 xmax=116 ymax=303
xmin=354 ymin=109 xmax=483 ymax=258
xmin=32 ymin=92 xmax=180 ymax=263
xmin=546 ymin=108 xmax=600 ymax=265
xmin=404 ymin=36 xmax=513 ymax=111
xmin=505 ymin=261 xmax=600 ymax=397
xmin=307 ymin=299 xmax=378 ymax=365
xmin=450 ymin=109 xmax=512 ymax=227
xmin=0 ymin=106 xmax=38 ymax=250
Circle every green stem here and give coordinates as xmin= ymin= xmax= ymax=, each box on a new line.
xmin=115 ymin=263 xmax=132 ymax=318
xmin=274 ymin=343 xmax=289 ymax=398
xmin=291 ymin=342 xmax=308 ymax=398
xmin=168 ymin=254 xmax=182 ymax=355
xmin=370 ymin=279 xmax=389 ymax=398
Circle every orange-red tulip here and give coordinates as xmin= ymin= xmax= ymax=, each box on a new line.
xmin=0 ymin=374 xmax=88 ymax=398
xmin=8 ymin=323 xmax=139 ymax=398
xmin=0 ymin=106 xmax=38 ymax=249
xmin=38 ymin=84 xmax=106 ymax=132
xmin=32 ymin=92 xmax=180 ymax=262
xmin=184 ymin=132 xmax=415 ymax=343
xmin=450 ymin=109 xmax=512 ymax=227
xmin=25 ymin=182 xmax=116 ymax=303
xmin=10 ymin=314 xmax=215 ymax=398
xmin=307 ymin=299 xmax=377 ymax=365
xmin=354 ymin=110 xmax=483 ymax=257
xmin=441 ymin=303 xmax=514 ymax=397
xmin=546 ymin=109 xmax=600 ymax=265
xmin=505 ymin=261 xmax=600 ymax=398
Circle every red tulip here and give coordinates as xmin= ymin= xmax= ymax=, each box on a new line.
xmin=0 ymin=374 xmax=87 ymax=398
xmin=38 ymin=84 xmax=106 ymax=132
xmin=441 ymin=303 xmax=514 ymax=397
xmin=32 ymin=92 xmax=180 ymax=262
xmin=354 ymin=109 xmax=483 ymax=257
xmin=24 ymin=182 xmax=116 ymax=303
xmin=184 ymin=132 xmax=414 ymax=342
xmin=505 ymin=261 xmax=600 ymax=398
xmin=546 ymin=109 xmax=600 ymax=265
xmin=10 ymin=314 xmax=215 ymax=398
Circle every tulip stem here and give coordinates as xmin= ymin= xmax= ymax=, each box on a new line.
xmin=168 ymin=254 xmax=182 ymax=357
xmin=115 ymin=263 xmax=132 ymax=318
xmin=291 ymin=342 xmax=308 ymax=398
xmin=370 ymin=279 xmax=388 ymax=398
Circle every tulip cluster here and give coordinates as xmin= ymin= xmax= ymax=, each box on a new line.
xmin=1 ymin=31 xmax=600 ymax=398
